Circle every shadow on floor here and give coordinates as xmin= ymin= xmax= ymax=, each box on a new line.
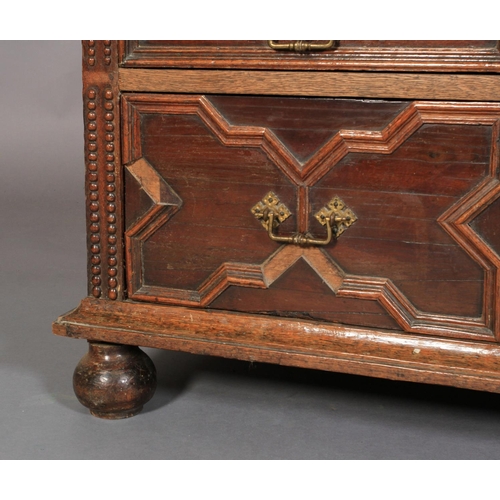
xmin=142 ymin=347 xmax=500 ymax=417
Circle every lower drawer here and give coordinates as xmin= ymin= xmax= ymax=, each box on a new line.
xmin=121 ymin=93 xmax=500 ymax=342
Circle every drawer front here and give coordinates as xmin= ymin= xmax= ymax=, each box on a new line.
xmin=122 ymin=93 xmax=500 ymax=341
xmin=120 ymin=40 xmax=500 ymax=73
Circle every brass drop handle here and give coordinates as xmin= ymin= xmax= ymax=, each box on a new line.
xmin=267 ymin=40 xmax=335 ymax=52
xmin=251 ymin=192 xmax=357 ymax=247
xmin=265 ymin=210 xmax=339 ymax=246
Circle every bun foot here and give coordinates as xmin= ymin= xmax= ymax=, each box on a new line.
xmin=73 ymin=342 xmax=157 ymax=419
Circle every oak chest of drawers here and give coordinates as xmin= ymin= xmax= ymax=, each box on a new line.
xmin=53 ymin=41 xmax=500 ymax=419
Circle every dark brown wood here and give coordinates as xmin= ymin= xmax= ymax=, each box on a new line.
xmin=55 ymin=299 xmax=500 ymax=394
xmin=119 ymin=40 xmax=500 ymax=73
xmin=53 ymin=41 xmax=500 ymax=418
xmin=82 ymin=41 xmax=124 ymax=301
xmin=119 ymin=94 xmax=500 ymax=340
xmin=73 ymin=341 xmax=157 ymax=419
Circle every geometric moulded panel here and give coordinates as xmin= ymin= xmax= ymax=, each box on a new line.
xmin=122 ymin=93 xmax=500 ymax=341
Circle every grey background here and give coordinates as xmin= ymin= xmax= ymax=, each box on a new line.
xmin=2 ymin=40 xmax=500 ymax=460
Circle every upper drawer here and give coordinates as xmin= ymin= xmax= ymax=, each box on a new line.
xmin=120 ymin=40 xmax=500 ymax=72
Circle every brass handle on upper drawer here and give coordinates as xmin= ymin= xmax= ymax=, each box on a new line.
xmin=251 ymin=192 xmax=357 ymax=247
xmin=267 ymin=40 xmax=335 ymax=52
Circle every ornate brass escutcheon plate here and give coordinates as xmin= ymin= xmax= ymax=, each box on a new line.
xmin=315 ymin=196 xmax=357 ymax=238
xmin=251 ymin=191 xmax=292 ymax=229
xmin=251 ymin=192 xmax=357 ymax=246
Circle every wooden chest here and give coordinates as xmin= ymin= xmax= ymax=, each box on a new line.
xmin=53 ymin=40 xmax=500 ymax=419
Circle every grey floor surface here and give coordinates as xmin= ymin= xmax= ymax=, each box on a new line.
xmin=2 ymin=41 xmax=500 ymax=460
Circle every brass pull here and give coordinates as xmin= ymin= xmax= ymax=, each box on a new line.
xmin=267 ymin=40 xmax=335 ymax=52
xmin=251 ymin=192 xmax=357 ymax=247
xmin=265 ymin=210 xmax=336 ymax=246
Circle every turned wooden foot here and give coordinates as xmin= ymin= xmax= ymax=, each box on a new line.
xmin=73 ymin=341 xmax=157 ymax=419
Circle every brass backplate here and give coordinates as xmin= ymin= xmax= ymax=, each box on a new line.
xmin=251 ymin=191 xmax=292 ymax=229
xmin=315 ymin=196 xmax=357 ymax=237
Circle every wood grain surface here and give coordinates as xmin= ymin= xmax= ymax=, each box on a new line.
xmin=119 ymin=40 xmax=500 ymax=73
xmin=119 ymin=69 xmax=500 ymax=101
xmin=120 ymin=93 xmax=500 ymax=341
xmin=54 ymin=298 xmax=500 ymax=394
xmin=53 ymin=42 xmax=500 ymax=412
